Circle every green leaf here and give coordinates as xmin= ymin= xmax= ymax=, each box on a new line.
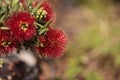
xmin=44 ymin=20 xmax=52 ymax=28
xmin=35 ymin=22 xmax=44 ymax=28
xmin=12 ymin=0 xmax=19 ymax=6
xmin=39 ymin=28 xmax=48 ymax=35
xmin=32 ymin=2 xmax=41 ymax=15
xmin=11 ymin=0 xmax=20 ymax=12
xmin=0 ymin=5 xmax=9 ymax=21
xmin=0 ymin=15 xmax=5 ymax=21
xmin=27 ymin=0 xmax=33 ymax=6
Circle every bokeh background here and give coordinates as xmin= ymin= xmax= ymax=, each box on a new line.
xmin=1 ymin=0 xmax=120 ymax=80
xmin=52 ymin=0 xmax=120 ymax=80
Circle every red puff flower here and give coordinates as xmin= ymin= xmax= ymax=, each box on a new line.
xmin=41 ymin=1 xmax=55 ymax=22
xmin=0 ymin=30 xmax=16 ymax=55
xmin=5 ymin=11 xmax=36 ymax=42
xmin=33 ymin=0 xmax=55 ymax=22
xmin=36 ymin=28 xmax=68 ymax=58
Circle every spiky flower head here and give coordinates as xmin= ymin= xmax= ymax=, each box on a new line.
xmin=0 ymin=30 xmax=16 ymax=55
xmin=33 ymin=0 xmax=55 ymax=22
xmin=36 ymin=28 xmax=68 ymax=58
xmin=5 ymin=11 xmax=36 ymax=42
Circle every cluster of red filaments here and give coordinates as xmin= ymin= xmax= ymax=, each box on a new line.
xmin=0 ymin=0 xmax=68 ymax=58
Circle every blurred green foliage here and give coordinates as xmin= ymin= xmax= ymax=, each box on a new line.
xmin=64 ymin=0 xmax=120 ymax=80
xmin=86 ymin=71 xmax=104 ymax=80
